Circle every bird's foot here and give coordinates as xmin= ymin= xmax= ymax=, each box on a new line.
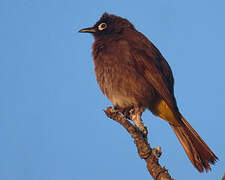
xmin=114 ymin=106 xmax=148 ymax=139
xmin=129 ymin=107 xmax=148 ymax=139
xmin=114 ymin=105 xmax=133 ymax=120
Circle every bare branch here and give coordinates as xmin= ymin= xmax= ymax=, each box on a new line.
xmin=104 ymin=106 xmax=174 ymax=180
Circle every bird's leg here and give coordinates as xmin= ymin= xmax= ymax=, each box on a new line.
xmin=129 ymin=107 xmax=148 ymax=137
xmin=114 ymin=105 xmax=147 ymax=137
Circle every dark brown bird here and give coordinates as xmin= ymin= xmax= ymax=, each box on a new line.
xmin=79 ymin=12 xmax=218 ymax=172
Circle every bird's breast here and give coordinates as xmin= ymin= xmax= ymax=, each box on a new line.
xmin=93 ymin=40 xmax=157 ymax=108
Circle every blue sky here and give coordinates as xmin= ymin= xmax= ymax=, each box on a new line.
xmin=0 ymin=0 xmax=225 ymax=179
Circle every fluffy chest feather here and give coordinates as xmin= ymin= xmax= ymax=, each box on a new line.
xmin=92 ymin=39 xmax=156 ymax=108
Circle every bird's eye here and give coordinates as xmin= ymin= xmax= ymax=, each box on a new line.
xmin=98 ymin=23 xmax=107 ymax=31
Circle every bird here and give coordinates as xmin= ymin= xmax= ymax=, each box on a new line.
xmin=79 ymin=12 xmax=218 ymax=172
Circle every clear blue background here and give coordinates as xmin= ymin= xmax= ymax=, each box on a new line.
xmin=0 ymin=0 xmax=224 ymax=179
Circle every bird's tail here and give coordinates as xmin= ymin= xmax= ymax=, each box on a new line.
xmin=170 ymin=115 xmax=218 ymax=172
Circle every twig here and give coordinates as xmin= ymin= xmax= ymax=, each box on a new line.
xmin=104 ymin=106 xmax=174 ymax=180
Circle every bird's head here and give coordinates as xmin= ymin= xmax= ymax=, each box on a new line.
xmin=79 ymin=12 xmax=134 ymax=38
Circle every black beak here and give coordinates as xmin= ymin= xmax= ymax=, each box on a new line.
xmin=78 ymin=27 xmax=96 ymax=33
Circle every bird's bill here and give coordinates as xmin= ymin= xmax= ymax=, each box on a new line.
xmin=78 ymin=27 xmax=96 ymax=33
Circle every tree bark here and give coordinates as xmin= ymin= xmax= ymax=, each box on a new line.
xmin=104 ymin=106 xmax=174 ymax=180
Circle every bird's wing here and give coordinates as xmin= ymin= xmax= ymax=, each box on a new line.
xmin=124 ymin=29 xmax=179 ymax=115
xmin=159 ymin=56 xmax=175 ymax=94
xmin=131 ymin=47 xmax=179 ymax=118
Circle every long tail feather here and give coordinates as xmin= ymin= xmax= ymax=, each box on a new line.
xmin=170 ymin=115 xmax=218 ymax=172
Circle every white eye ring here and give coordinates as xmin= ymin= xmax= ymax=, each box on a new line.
xmin=98 ymin=23 xmax=107 ymax=31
